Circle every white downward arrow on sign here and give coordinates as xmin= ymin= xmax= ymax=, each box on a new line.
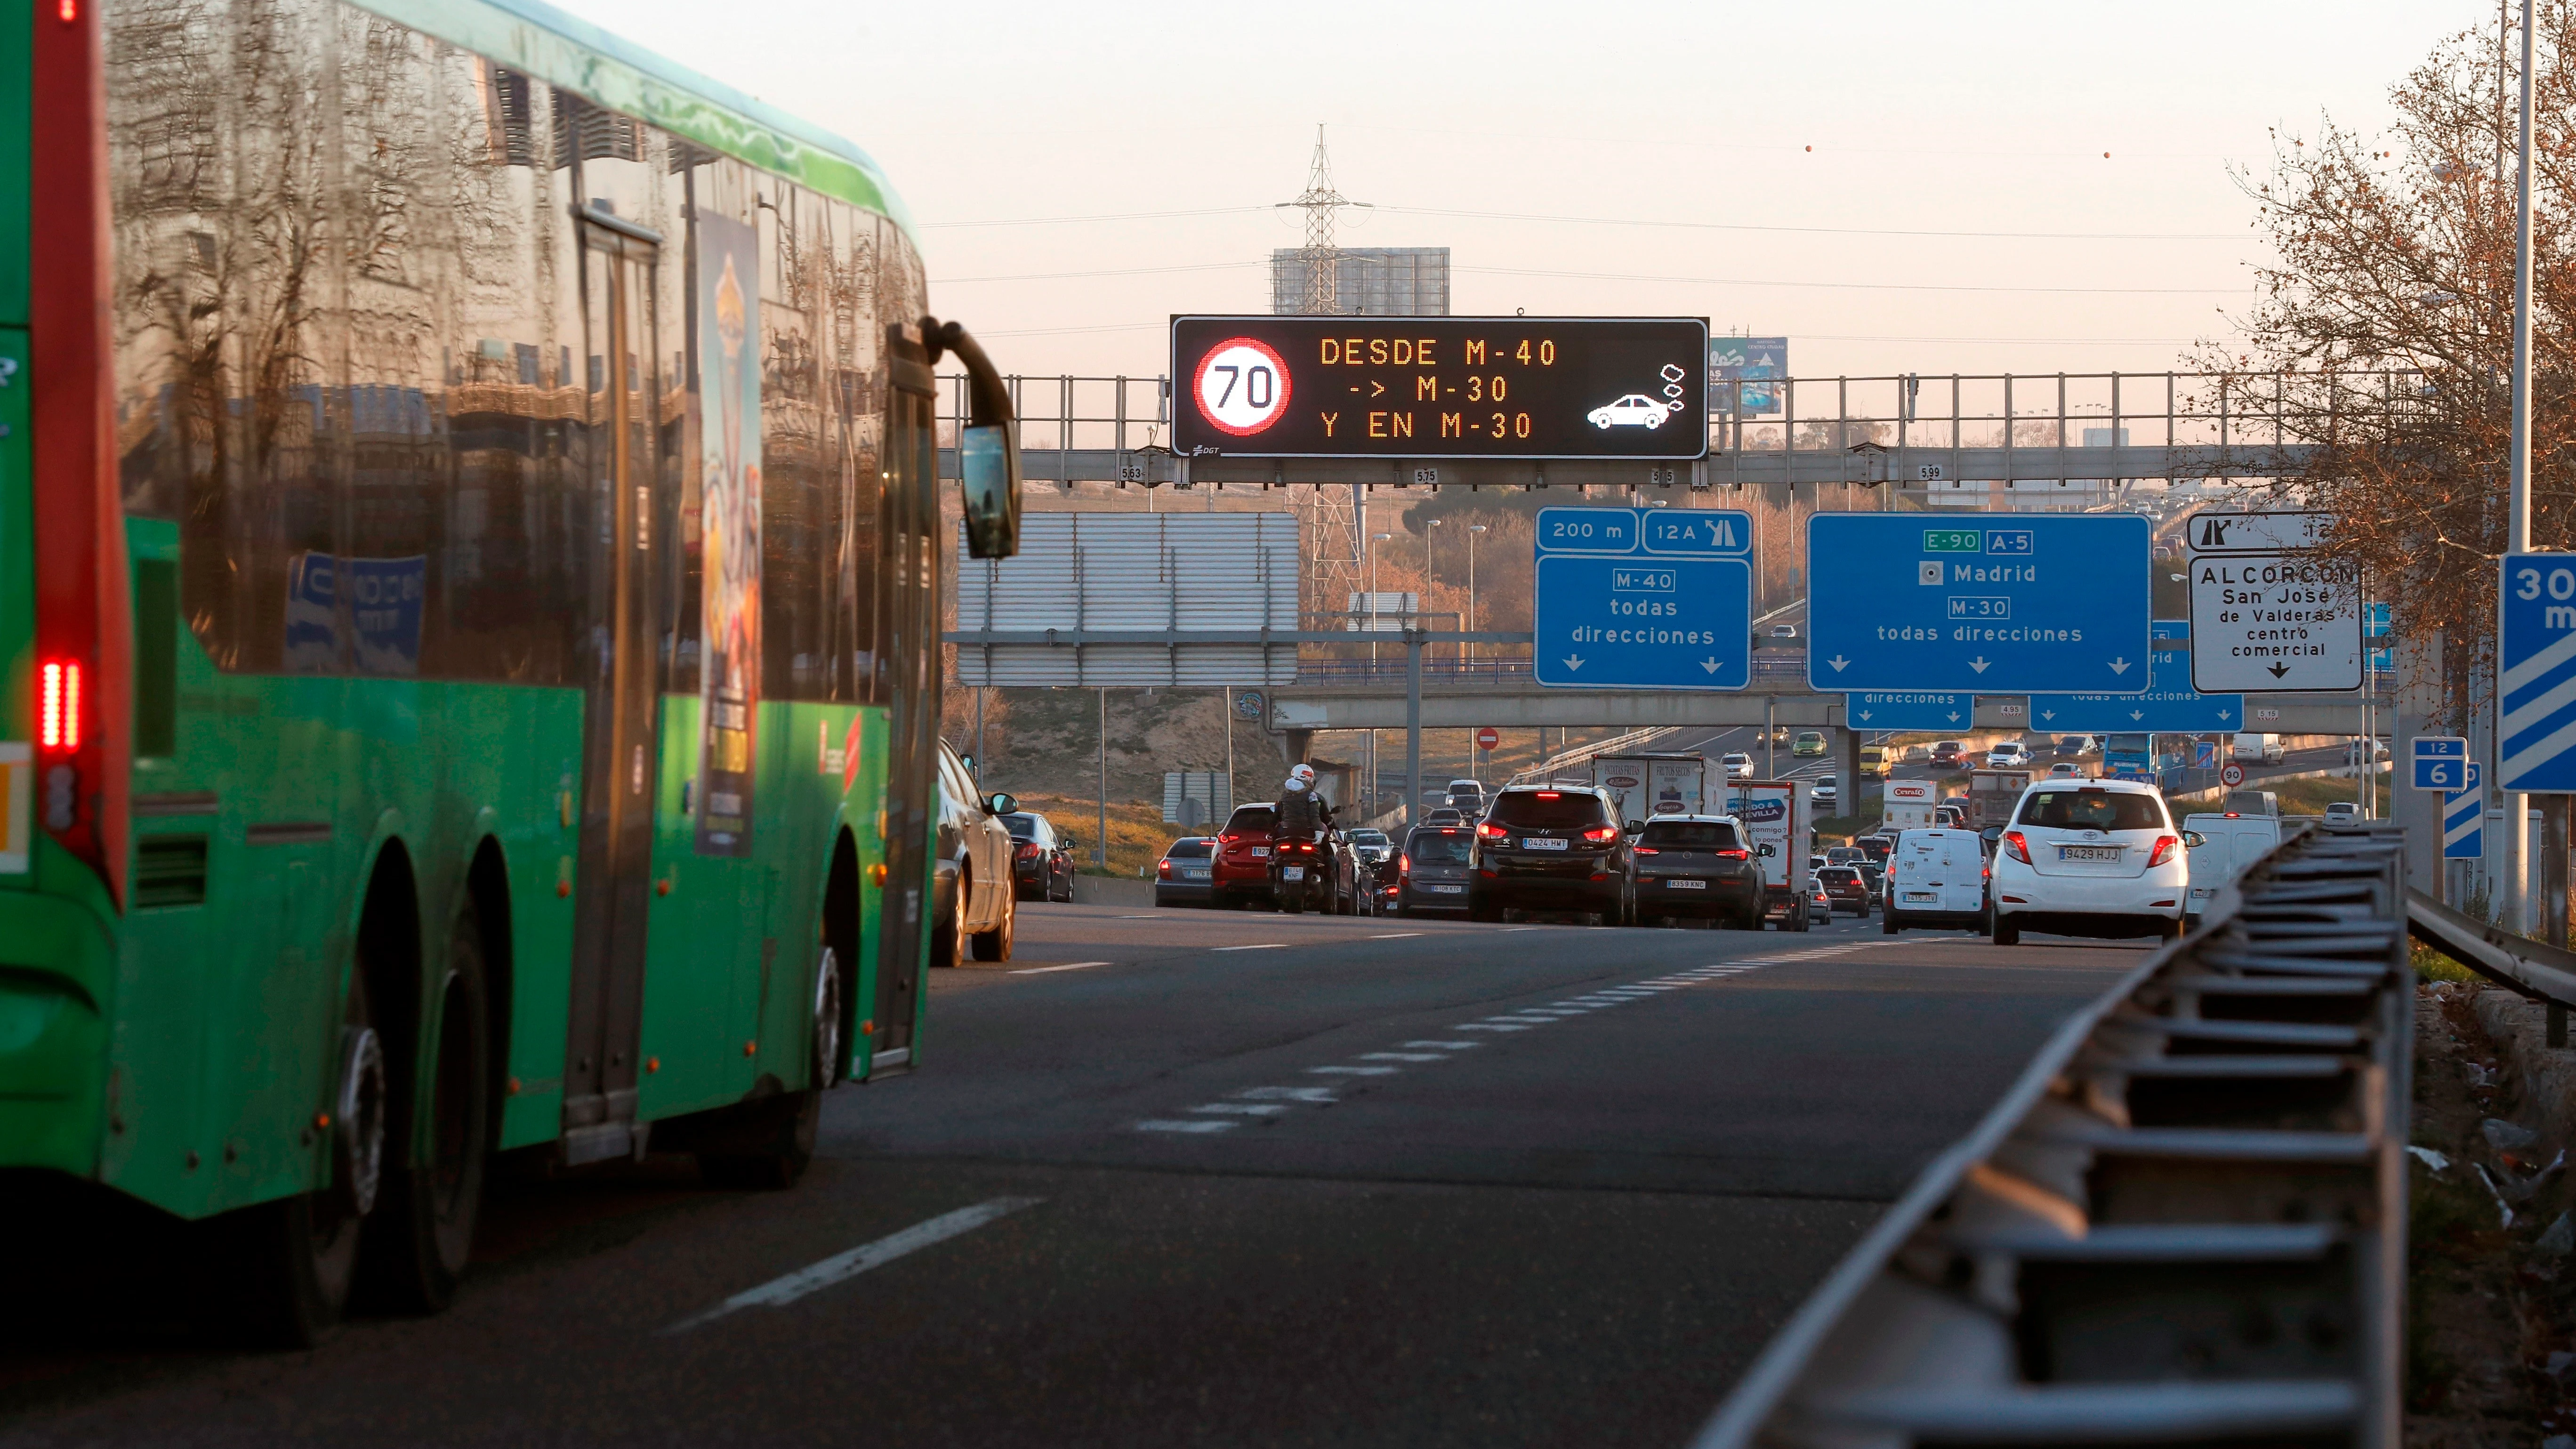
xmin=1701 ymin=657 xmax=1719 ymax=673
xmin=1562 ymin=654 xmax=1585 ymax=671
xmin=2130 ymin=709 xmax=2144 ymax=721
xmin=1946 ymin=712 xmax=1961 ymax=723
xmin=1826 ymin=655 xmax=1850 ymax=672
xmin=2108 ymin=658 xmax=2132 ymax=675
xmin=2040 ymin=709 xmax=2056 ymax=722
xmin=1967 ymin=657 xmax=1990 ymax=674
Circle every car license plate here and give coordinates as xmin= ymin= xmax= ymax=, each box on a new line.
xmin=1280 ymin=866 xmax=1305 ymax=880
xmin=1522 ymin=837 xmax=1570 ymax=851
xmin=1666 ymin=878 xmax=1706 ymax=890
xmin=2058 ymin=845 xmax=2124 ymax=863
xmin=1424 ymin=883 xmax=1465 ymax=894
xmin=1904 ymin=891 xmax=1937 ymax=902
xmin=1250 ymin=846 xmax=1270 ymax=857
xmin=1183 ymin=868 xmax=1210 ymax=879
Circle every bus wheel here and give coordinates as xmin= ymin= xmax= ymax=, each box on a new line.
xmin=366 ymin=900 xmax=492 ymax=1312
xmin=970 ymin=888 xmax=1015 ymax=962
xmin=224 ymin=979 xmax=382 ymax=1346
xmin=811 ymin=943 xmax=844 ymax=1091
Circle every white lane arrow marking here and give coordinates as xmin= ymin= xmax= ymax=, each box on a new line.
xmin=1562 ymin=654 xmax=1585 ymax=671
xmin=1827 ymin=655 xmax=1851 ymax=672
xmin=1701 ymin=656 xmax=1720 ymax=673
xmin=2108 ymin=657 xmax=2132 ymax=675
xmin=1967 ymin=657 xmax=1990 ymax=674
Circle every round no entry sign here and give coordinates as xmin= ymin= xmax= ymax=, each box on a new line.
xmin=2220 ymin=761 xmax=2246 ymax=788
xmin=1475 ymin=726 xmax=1499 ymax=751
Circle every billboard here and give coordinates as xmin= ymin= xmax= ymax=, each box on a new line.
xmin=954 ymin=512 xmax=1301 ymax=687
xmin=1169 ymin=315 xmax=1709 ymax=460
xmin=1709 ymin=335 xmax=1787 ymax=418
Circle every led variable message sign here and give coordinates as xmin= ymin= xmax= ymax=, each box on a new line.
xmin=1170 ymin=315 xmax=1710 ymax=460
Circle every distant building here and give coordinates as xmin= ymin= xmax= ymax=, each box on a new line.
xmin=1271 ymin=247 xmax=1450 ymax=315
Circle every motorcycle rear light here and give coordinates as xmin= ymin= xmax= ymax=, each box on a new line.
xmin=2147 ymin=834 xmax=2181 ymax=868
xmin=2000 ymin=830 xmax=2030 ymax=865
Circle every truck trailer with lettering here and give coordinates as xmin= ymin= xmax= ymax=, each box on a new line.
xmin=1721 ymin=780 xmax=1813 ymax=930
xmin=1593 ymin=753 xmax=1708 ymax=825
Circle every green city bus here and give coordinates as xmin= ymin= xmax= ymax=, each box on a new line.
xmin=5 ymin=0 xmax=1021 ymax=1341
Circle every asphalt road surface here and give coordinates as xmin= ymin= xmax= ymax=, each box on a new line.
xmin=3 ymin=904 xmax=2143 ymax=1449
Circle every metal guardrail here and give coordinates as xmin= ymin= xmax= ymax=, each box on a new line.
xmin=1697 ymin=822 xmax=2410 ymax=1449
xmin=2406 ymin=886 xmax=2576 ymax=1006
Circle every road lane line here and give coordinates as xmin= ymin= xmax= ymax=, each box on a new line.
xmin=665 ymin=1197 xmax=1042 ymax=1333
xmin=1360 ymin=1051 xmax=1449 ymax=1063
xmin=1310 ymin=1065 xmax=1399 ymax=1076
xmin=1212 ymin=943 xmax=1288 ymax=952
xmin=1135 ymin=1119 xmax=1240 ymax=1133
xmin=1238 ymin=1086 xmax=1339 ymax=1102
xmin=1190 ymin=1103 xmax=1290 ymax=1115
xmin=1008 ymin=960 xmax=1111 ymax=975
xmin=1403 ymin=1040 xmax=1483 ymax=1050
xmin=1370 ymin=932 xmax=1424 ymax=939
xmin=1452 ymin=1022 xmax=1530 ymax=1031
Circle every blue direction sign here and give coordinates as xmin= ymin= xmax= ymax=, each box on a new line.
xmin=1844 ymin=692 xmax=1974 ymax=731
xmin=2026 ymin=628 xmax=2244 ymax=733
xmin=2500 ymin=553 xmax=2576 ymax=791
xmin=1534 ymin=508 xmax=1754 ymax=691
xmin=2447 ymin=765 xmax=2485 ymax=859
xmin=1806 ymin=514 xmax=2152 ymax=693
xmin=2412 ymin=735 xmax=2469 ymax=792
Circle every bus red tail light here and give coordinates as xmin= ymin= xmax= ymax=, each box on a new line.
xmin=40 ymin=660 xmax=80 ymax=750
xmin=2001 ymin=830 xmax=2031 ymax=865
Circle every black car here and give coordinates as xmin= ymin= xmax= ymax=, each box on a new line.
xmin=1395 ymin=825 xmax=1475 ymax=913
xmin=1468 ymin=786 xmax=1636 ymax=926
xmin=1003 ymin=812 xmax=1076 ymax=902
xmin=1817 ymin=864 xmax=1873 ymax=917
xmin=1155 ymin=836 xmax=1216 ymax=908
xmin=1629 ymin=815 xmax=1765 ymax=928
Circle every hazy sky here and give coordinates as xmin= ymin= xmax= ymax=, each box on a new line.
xmin=551 ymin=0 xmax=2481 ymax=384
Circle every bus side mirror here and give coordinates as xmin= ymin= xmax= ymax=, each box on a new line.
xmin=923 ymin=316 xmax=1022 ymax=560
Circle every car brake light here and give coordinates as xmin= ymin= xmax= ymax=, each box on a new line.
xmin=1158 ymin=860 xmax=1172 ymax=877
xmin=2148 ymin=834 xmax=2181 ymax=868
xmin=1477 ymin=821 xmax=1507 ymax=839
xmin=1219 ymin=832 xmax=1237 ymax=845
xmin=1581 ymin=824 xmax=1617 ymax=843
xmin=2001 ymin=830 xmax=2030 ymax=864
xmin=2222 ymin=812 xmax=2240 ymax=819
xmin=1535 ymin=790 xmax=1559 ymax=799
xmin=1016 ymin=841 xmax=1040 ymax=859
xmin=1716 ymin=847 xmax=1749 ymax=860
xmin=1632 ymin=845 xmax=1658 ymax=856
xmin=1398 ymin=853 xmax=1410 ymax=872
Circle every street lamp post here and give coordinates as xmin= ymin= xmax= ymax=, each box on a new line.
xmin=2507 ymin=0 xmax=2537 ymax=938
xmin=1368 ymin=530 xmax=1393 ymax=805
xmin=1467 ymin=524 xmax=1487 ymax=672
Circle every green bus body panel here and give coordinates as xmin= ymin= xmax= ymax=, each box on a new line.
xmin=0 ymin=0 xmax=26 ymax=325
xmin=342 ymin=0 xmax=915 ymax=241
xmin=0 ymin=327 xmax=26 ymax=838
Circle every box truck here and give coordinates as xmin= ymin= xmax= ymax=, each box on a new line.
xmin=1966 ymin=768 xmax=2036 ymax=829
xmin=1595 ymin=753 xmax=1708 ymax=824
xmin=1883 ymin=778 xmax=1940 ymax=832
xmin=1722 ymin=780 xmax=1814 ymax=930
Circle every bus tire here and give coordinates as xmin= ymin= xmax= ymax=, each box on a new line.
xmin=224 ymin=975 xmax=381 ymax=1346
xmin=970 ymin=887 xmax=1015 ymax=962
xmin=364 ymin=898 xmax=492 ymax=1314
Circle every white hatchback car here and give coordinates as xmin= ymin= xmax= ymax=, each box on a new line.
xmin=1990 ymin=778 xmax=2188 ymax=944
xmin=1721 ymin=751 xmax=1755 ymax=780
xmin=1587 ymin=394 xmax=1671 ymax=429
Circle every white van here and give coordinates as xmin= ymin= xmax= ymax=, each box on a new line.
xmin=1882 ymin=828 xmax=1989 ymax=934
xmin=2184 ymin=813 xmax=2284 ymax=926
xmin=2231 ymin=733 xmax=2286 ymax=765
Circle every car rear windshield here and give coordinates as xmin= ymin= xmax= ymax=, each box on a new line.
xmin=1165 ymin=839 xmax=1213 ymax=860
xmin=1489 ymin=791 xmax=1610 ymax=828
xmin=1639 ymin=821 xmax=1744 ymax=851
xmin=1224 ymin=806 xmax=1277 ymax=834
xmin=1819 ymin=867 xmax=1862 ymax=886
xmin=2017 ymin=789 xmax=2167 ymax=832
xmin=1003 ymin=814 xmax=1040 ymax=839
xmin=1407 ymin=831 xmax=1471 ymax=863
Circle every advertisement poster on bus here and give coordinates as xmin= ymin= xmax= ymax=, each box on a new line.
xmin=695 ymin=214 xmax=762 ymax=854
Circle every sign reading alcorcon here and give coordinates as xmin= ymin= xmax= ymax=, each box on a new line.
xmin=1170 ymin=315 xmax=1709 ymax=459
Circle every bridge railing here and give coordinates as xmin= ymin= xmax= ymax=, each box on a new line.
xmin=1694 ymin=821 xmax=2411 ymax=1449
xmin=940 ymin=369 xmax=2422 ymax=487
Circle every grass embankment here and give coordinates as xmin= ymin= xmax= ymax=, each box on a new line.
xmin=1006 ymin=791 xmax=1184 ymax=880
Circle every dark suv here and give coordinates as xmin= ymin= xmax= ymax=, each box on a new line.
xmin=1468 ymin=786 xmax=1635 ymax=926
xmin=1630 ymin=815 xmax=1764 ymax=928
xmin=1395 ymin=824 xmax=1474 ymax=913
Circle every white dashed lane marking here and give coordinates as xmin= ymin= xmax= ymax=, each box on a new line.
xmin=1135 ymin=1119 xmax=1239 ymax=1134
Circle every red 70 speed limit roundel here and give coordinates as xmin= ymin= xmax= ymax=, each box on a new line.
xmin=1191 ymin=338 xmax=1292 ymax=436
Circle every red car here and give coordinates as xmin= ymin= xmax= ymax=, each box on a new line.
xmin=1211 ymin=804 xmax=1280 ymax=909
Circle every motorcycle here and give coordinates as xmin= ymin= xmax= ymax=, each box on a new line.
xmin=1269 ymin=830 xmax=1333 ymax=914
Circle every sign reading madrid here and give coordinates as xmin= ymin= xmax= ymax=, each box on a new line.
xmin=2186 ymin=511 xmax=2362 ymax=693
xmin=1804 ymin=514 xmax=2152 ymax=694
xmin=1170 ymin=316 xmax=1709 ymax=459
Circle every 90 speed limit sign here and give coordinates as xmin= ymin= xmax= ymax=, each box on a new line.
xmin=1191 ymin=337 xmax=1292 ymax=437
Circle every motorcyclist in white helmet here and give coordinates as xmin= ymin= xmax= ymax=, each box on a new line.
xmin=1270 ymin=764 xmax=1337 ymax=911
